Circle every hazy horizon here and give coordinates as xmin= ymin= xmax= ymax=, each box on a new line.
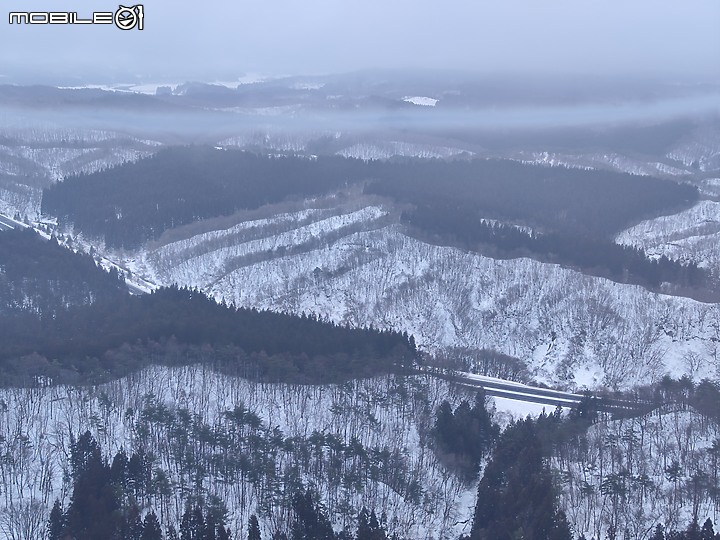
xmin=1 ymin=0 xmax=718 ymax=85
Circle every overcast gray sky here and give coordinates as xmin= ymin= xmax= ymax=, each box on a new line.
xmin=1 ymin=0 xmax=719 ymax=83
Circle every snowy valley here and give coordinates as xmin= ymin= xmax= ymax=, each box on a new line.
xmin=1 ymin=77 xmax=720 ymax=540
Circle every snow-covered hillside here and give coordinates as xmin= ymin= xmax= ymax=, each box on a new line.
xmin=130 ymin=205 xmax=720 ymax=391
xmin=0 ymin=366 xmax=716 ymax=540
xmin=0 ymin=127 xmax=159 ymax=219
xmin=142 ymin=206 xmax=389 ymax=287
xmin=220 ymin=131 xmax=327 ymax=153
xmin=337 ymin=141 xmax=470 ymax=160
xmin=667 ymin=125 xmax=720 ymax=172
xmin=557 ymin=406 xmax=720 ymax=539
xmin=0 ymin=366 xmax=478 ymax=540
xmin=0 ymin=183 xmax=39 ymax=220
xmin=0 ymin=128 xmax=158 ymax=180
xmin=616 ymin=200 xmax=720 ymax=269
xmin=515 ymin=150 xmax=692 ymax=177
xmin=219 ymin=131 xmax=474 ymax=160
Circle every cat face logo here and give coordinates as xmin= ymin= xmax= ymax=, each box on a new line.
xmin=114 ymin=4 xmax=143 ymax=30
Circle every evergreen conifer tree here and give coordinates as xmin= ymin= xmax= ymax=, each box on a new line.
xmin=700 ymin=519 xmax=715 ymax=540
xmin=650 ymin=525 xmax=665 ymax=540
xmin=248 ymin=515 xmax=262 ymax=540
xmin=141 ymin=511 xmax=163 ymax=540
xmin=47 ymin=499 xmax=66 ymax=540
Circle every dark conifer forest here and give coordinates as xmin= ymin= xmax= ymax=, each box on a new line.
xmin=41 ymin=148 xmax=707 ymax=291
xmin=0 ymin=229 xmax=415 ymax=386
xmin=0 ymin=228 xmax=126 ymax=317
xmin=430 ymin=392 xmax=500 ymax=481
xmin=0 ymin=285 xmax=415 ymax=386
xmin=42 ymin=148 xmax=373 ymax=249
xmin=43 ymin=149 xmax=697 ymax=250
xmin=50 ymin=429 xmax=402 ymax=540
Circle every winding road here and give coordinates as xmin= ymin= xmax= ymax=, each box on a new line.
xmin=0 ymin=214 xmax=23 ymax=231
xmin=421 ymin=367 xmax=649 ymax=414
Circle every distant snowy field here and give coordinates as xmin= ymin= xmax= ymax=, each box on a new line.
xmin=402 ymin=97 xmax=439 ymax=107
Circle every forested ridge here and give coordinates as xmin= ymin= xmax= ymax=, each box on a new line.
xmin=0 ymin=228 xmax=414 ymax=386
xmin=0 ymin=285 xmax=415 ymax=386
xmin=42 ymin=148 xmax=373 ymax=249
xmin=41 ymin=148 xmax=695 ymax=244
xmin=364 ymin=160 xmax=708 ymax=292
xmin=41 ymin=147 xmax=707 ymax=291
xmin=402 ymin=210 xmax=708 ymax=291
xmin=365 ymin=158 xmax=698 ymax=238
xmin=0 ymin=228 xmax=126 ymax=316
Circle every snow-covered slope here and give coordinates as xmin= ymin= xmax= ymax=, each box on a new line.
xmin=0 ymin=366 xmax=478 ymax=540
xmin=0 ymin=183 xmax=40 ymax=220
xmin=516 ymin=150 xmax=692 ymax=177
xmin=143 ymin=206 xmax=389 ymax=286
xmin=699 ymin=177 xmax=720 ymax=198
xmin=0 ymin=127 xmax=159 ymax=219
xmin=337 ymin=141 xmax=470 ymax=160
xmin=131 ymin=205 xmax=720 ymax=391
xmin=616 ymin=200 xmax=720 ymax=269
xmin=557 ymin=406 xmax=720 ymax=539
xmin=667 ymin=125 xmax=720 ymax=172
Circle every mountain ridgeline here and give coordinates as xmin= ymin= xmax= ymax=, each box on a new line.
xmin=41 ymin=147 xmax=706 ymax=292
xmin=43 ymin=148 xmax=372 ymax=249
xmin=0 ymin=285 xmax=415 ymax=386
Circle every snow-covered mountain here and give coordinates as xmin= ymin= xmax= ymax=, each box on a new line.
xmin=0 ymin=127 xmax=159 ymax=219
xmin=0 ymin=114 xmax=716 ymax=392
xmin=125 ymin=201 xmax=720 ymax=391
xmin=1 ymin=365 xmax=716 ymax=540
xmin=2 ymin=81 xmax=720 ymax=540
xmin=0 ymin=86 xmax=718 ymax=394
xmin=616 ymin=199 xmax=720 ymax=269
xmin=514 ymin=150 xmax=692 ymax=177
